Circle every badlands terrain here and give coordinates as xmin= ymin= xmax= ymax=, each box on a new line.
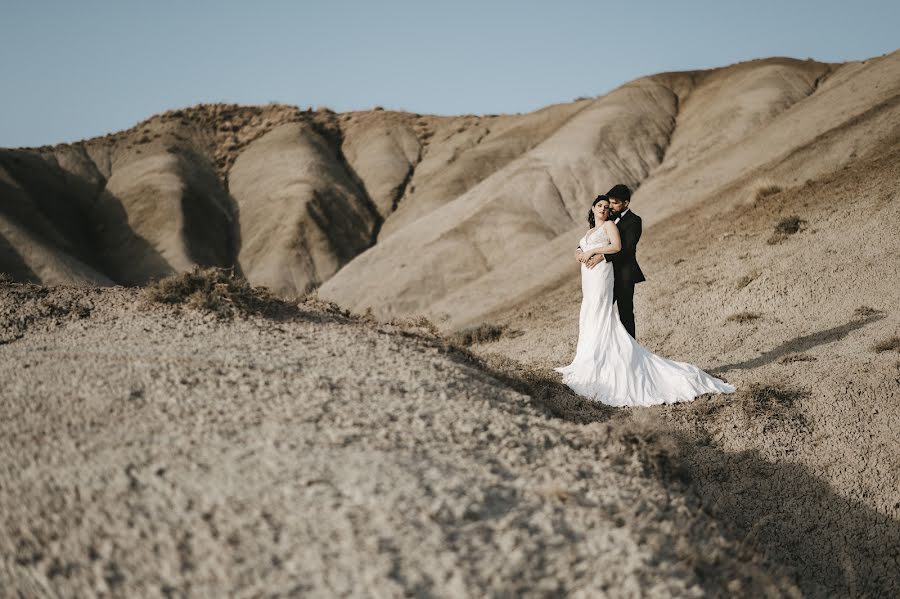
xmin=1 ymin=49 xmax=899 ymax=596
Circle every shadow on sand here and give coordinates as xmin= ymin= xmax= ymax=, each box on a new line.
xmin=651 ymin=434 xmax=900 ymax=597
xmin=447 ymin=346 xmax=900 ymax=596
xmin=712 ymin=312 xmax=885 ymax=374
xmin=0 ymin=231 xmax=40 ymax=283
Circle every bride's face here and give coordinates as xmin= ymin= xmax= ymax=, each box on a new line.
xmin=593 ymin=201 xmax=610 ymax=222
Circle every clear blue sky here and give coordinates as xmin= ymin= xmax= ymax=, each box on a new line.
xmin=1 ymin=0 xmax=897 ymax=148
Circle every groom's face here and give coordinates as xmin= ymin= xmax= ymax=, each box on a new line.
xmin=609 ymin=198 xmax=628 ymax=215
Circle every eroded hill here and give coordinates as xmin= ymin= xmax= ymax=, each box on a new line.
xmin=6 ymin=52 xmax=897 ymax=318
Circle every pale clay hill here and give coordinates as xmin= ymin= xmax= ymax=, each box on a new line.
xmin=4 ymin=52 xmax=896 ymax=312
xmin=2 ymin=50 xmax=900 ymax=597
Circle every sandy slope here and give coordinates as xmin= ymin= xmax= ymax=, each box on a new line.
xmin=463 ymin=136 xmax=900 ymax=597
xmin=0 ymin=284 xmax=794 ymax=597
xmin=409 ymin=53 xmax=900 ymax=330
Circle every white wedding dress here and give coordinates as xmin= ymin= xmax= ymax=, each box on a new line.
xmin=554 ymin=226 xmax=735 ymax=407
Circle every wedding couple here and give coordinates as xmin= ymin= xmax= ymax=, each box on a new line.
xmin=554 ymin=184 xmax=735 ymax=407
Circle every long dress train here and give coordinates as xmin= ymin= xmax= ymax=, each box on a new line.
xmin=554 ymin=227 xmax=735 ymax=407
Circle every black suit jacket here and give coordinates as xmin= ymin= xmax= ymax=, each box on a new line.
xmin=604 ymin=210 xmax=645 ymax=285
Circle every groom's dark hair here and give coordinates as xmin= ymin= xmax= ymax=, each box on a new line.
xmin=606 ymin=184 xmax=632 ymax=202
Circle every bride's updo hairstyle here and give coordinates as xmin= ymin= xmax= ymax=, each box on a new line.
xmin=587 ymin=194 xmax=608 ymax=228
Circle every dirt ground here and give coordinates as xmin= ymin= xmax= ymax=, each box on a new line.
xmin=465 ymin=136 xmax=900 ymax=597
xmin=1 ymin=280 xmax=807 ymax=597
xmin=2 ymin=146 xmax=899 ymax=595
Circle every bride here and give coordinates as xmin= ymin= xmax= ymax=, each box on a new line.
xmin=554 ymin=195 xmax=735 ymax=407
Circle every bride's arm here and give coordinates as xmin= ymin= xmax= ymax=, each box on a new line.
xmin=583 ymin=222 xmax=622 ymax=257
xmin=603 ymin=221 xmax=622 ymax=253
xmin=585 ymin=222 xmax=622 ymax=268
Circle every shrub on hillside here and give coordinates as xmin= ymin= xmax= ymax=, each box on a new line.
xmin=143 ymin=267 xmax=297 ymax=319
xmin=452 ymin=323 xmax=507 ymax=346
xmin=774 ymin=216 xmax=804 ymax=235
xmin=742 ymin=383 xmax=810 ymax=426
xmin=767 ymin=215 xmax=806 ymax=244
xmin=386 ymin=314 xmax=441 ymax=338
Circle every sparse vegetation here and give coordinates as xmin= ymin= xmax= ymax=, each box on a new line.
xmin=854 ymin=305 xmax=881 ymax=318
xmin=726 ymin=311 xmax=761 ymax=324
xmin=873 ymin=336 xmax=900 ymax=353
xmin=779 ymin=354 xmax=817 ymax=364
xmin=742 ymin=383 xmax=810 ymax=426
xmin=0 ymin=273 xmax=14 ymax=284
xmin=388 ymin=315 xmax=441 ymax=337
xmin=452 ymin=323 xmax=507 ymax=346
xmin=735 ymin=270 xmax=760 ymax=289
xmin=143 ymin=267 xmax=300 ymax=319
xmin=774 ymin=215 xmax=804 ymax=235
xmin=745 ymin=178 xmax=783 ymax=205
xmin=767 ymin=215 xmax=806 ymax=244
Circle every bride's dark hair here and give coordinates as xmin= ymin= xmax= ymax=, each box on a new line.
xmin=587 ymin=195 xmax=608 ymax=228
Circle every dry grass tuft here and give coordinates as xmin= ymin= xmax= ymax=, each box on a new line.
xmin=726 ymin=311 xmax=762 ymax=324
xmin=735 ymin=270 xmax=760 ymax=289
xmin=774 ymin=216 xmax=805 ymax=235
xmin=873 ymin=336 xmax=900 ymax=353
xmin=854 ymin=305 xmax=881 ymax=318
xmin=767 ymin=215 xmax=806 ymax=244
xmin=143 ymin=267 xmax=300 ymax=319
xmin=745 ymin=178 xmax=783 ymax=205
xmin=778 ymin=354 xmax=817 ymax=364
xmin=452 ymin=323 xmax=507 ymax=346
xmin=0 ymin=273 xmax=14 ymax=284
xmin=742 ymin=383 xmax=810 ymax=426
xmin=387 ymin=315 xmax=442 ymax=338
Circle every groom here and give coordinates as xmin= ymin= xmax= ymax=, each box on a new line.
xmin=586 ymin=184 xmax=645 ymax=339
